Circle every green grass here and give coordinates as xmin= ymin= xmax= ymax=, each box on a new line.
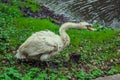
xmin=2 ymin=17 xmax=119 ymax=80
xmin=0 ymin=0 xmax=120 ymax=80
xmin=0 ymin=0 xmax=41 ymax=53
xmin=8 ymin=18 xmax=59 ymax=49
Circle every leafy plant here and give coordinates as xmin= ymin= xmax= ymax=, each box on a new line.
xmin=107 ymin=67 xmax=118 ymax=75
xmin=90 ymin=67 xmax=104 ymax=78
xmin=22 ymin=68 xmax=40 ymax=80
xmin=0 ymin=67 xmax=21 ymax=80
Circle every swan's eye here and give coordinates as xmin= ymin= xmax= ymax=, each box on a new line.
xmin=86 ymin=25 xmax=94 ymax=31
xmin=86 ymin=25 xmax=92 ymax=27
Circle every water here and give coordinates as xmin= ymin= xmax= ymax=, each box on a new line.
xmin=35 ymin=0 xmax=76 ymax=20
xmin=35 ymin=0 xmax=120 ymax=29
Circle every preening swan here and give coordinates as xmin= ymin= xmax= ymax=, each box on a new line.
xmin=15 ymin=22 xmax=94 ymax=61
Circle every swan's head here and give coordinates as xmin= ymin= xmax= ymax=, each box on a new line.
xmin=79 ymin=22 xmax=95 ymax=31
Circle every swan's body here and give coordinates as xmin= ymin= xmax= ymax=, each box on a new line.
xmin=15 ymin=22 xmax=94 ymax=61
xmin=16 ymin=31 xmax=63 ymax=61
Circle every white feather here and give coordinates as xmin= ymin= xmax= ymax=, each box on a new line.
xmin=15 ymin=22 xmax=94 ymax=61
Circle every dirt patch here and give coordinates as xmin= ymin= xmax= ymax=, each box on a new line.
xmin=20 ymin=6 xmax=69 ymax=25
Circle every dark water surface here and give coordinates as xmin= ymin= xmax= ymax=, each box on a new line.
xmin=35 ymin=0 xmax=120 ymax=29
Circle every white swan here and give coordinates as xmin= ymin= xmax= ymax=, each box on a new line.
xmin=15 ymin=22 xmax=94 ymax=61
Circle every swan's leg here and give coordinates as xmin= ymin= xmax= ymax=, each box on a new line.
xmin=40 ymin=54 xmax=50 ymax=61
xmin=40 ymin=54 xmax=51 ymax=67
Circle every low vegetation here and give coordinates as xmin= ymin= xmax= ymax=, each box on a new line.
xmin=0 ymin=0 xmax=120 ymax=80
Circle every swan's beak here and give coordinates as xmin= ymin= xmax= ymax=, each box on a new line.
xmin=87 ymin=26 xmax=95 ymax=31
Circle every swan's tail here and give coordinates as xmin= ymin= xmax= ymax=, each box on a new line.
xmin=15 ymin=50 xmax=26 ymax=59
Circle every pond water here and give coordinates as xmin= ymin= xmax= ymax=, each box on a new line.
xmin=35 ymin=0 xmax=120 ymax=29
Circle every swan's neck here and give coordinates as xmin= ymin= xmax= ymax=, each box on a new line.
xmin=59 ymin=22 xmax=79 ymax=47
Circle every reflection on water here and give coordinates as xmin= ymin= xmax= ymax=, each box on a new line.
xmin=35 ymin=0 xmax=120 ymax=29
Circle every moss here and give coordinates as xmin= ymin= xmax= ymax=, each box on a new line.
xmin=0 ymin=55 xmax=4 ymax=60
xmin=12 ymin=18 xmax=59 ymax=32
xmin=115 ymin=64 xmax=120 ymax=71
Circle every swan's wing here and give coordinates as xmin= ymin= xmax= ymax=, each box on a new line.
xmin=18 ymin=31 xmax=63 ymax=56
xmin=37 ymin=31 xmax=64 ymax=53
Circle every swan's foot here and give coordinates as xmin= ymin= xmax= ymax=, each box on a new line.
xmin=40 ymin=61 xmax=50 ymax=68
xmin=41 ymin=59 xmax=52 ymax=68
xmin=46 ymin=61 xmax=50 ymax=68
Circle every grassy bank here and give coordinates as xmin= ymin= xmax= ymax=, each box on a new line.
xmin=0 ymin=0 xmax=120 ymax=80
